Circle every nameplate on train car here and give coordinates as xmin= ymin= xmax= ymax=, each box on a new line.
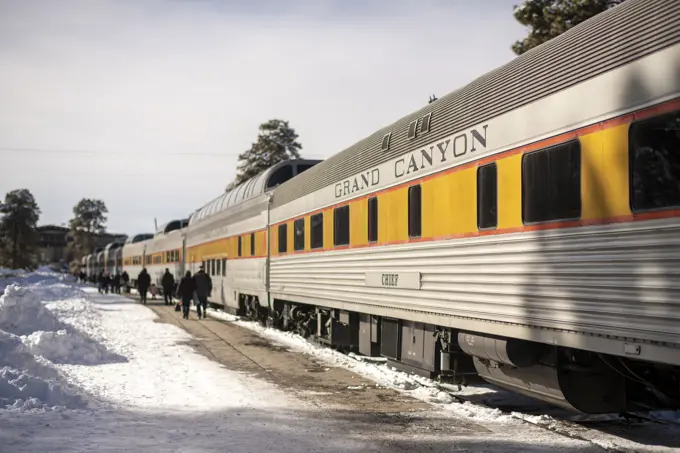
xmin=365 ymin=272 xmax=421 ymax=290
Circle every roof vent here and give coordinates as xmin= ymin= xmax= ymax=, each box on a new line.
xmin=408 ymin=120 xmax=418 ymax=140
xmin=421 ymin=113 xmax=432 ymax=134
xmin=381 ymin=132 xmax=391 ymax=151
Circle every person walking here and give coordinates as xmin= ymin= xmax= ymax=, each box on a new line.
xmin=121 ymin=271 xmax=130 ymax=294
xmin=113 ymin=272 xmax=121 ymax=294
xmin=161 ymin=268 xmax=175 ymax=306
xmin=193 ymin=265 xmax=212 ymax=319
xmin=137 ymin=268 xmax=151 ymax=304
xmin=176 ymin=271 xmax=196 ymax=320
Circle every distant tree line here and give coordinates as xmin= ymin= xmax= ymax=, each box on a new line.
xmin=0 ymin=189 xmax=108 ymax=271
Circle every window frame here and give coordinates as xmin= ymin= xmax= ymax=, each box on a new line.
xmin=408 ymin=184 xmax=422 ymax=238
xmin=628 ymin=109 xmax=680 ymax=213
xmin=293 ymin=218 xmax=305 ymax=251
xmin=477 ymin=162 xmax=498 ymax=230
xmin=278 ymin=224 xmax=288 ymax=254
xmin=310 ymin=213 xmax=324 ymax=249
xmin=521 ymin=139 xmax=582 ymax=225
xmin=333 ymin=205 xmax=350 ymax=247
xmin=368 ymin=196 xmax=378 ymax=243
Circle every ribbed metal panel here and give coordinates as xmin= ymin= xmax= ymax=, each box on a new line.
xmin=272 ymin=0 xmax=680 ymax=208
xmin=270 ymin=217 xmax=680 ymax=348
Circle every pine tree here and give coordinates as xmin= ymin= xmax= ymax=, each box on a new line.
xmin=228 ymin=119 xmax=302 ymax=191
xmin=68 ymin=198 xmax=108 ymax=259
xmin=512 ymin=0 xmax=626 ymax=55
xmin=0 ymin=189 xmax=41 ymax=269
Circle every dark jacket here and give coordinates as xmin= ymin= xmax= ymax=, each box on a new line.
xmin=137 ymin=270 xmax=151 ymax=290
xmin=161 ymin=272 xmax=174 ymax=290
xmin=193 ymin=270 xmax=212 ymax=298
xmin=177 ymin=276 xmax=196 ymax=302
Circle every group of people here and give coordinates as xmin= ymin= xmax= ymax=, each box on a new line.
xmin=95 ymin=270 xmax=130 ymax=294
xmin=135 ymin=266 xmax=212 ymax=319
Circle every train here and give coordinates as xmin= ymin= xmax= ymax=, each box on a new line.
xmin=82 ymin=0 xmax=680 ymax=414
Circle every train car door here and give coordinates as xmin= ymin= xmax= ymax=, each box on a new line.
xmin=180 ymin=236 xmax=187 ymax=278
xmin=221 ymin=257 xmax=226 ymax=305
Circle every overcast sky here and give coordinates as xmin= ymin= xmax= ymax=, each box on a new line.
xmin=0 ymin=0 xmax=526 ymax=235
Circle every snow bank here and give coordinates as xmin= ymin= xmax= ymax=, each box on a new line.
xmin=22 ymin=330 xmax=124 ymax=365
xmin=0 ymin=284 xmax=69 ymax=335
xmin=0 ymin=331 xmax=86 ymax=410
xmin=0 ymin=272 xmax=109 ymax=411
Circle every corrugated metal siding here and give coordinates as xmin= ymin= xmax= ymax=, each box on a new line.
xmin=272 ymin=0 xmax=680 ymax=208
xmin=270 ymin=218 xmax=680 ymax=347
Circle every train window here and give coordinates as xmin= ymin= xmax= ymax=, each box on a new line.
xmin=267 ymin=165 xmax=294 ymax=189
xmin=250 ymin=233 xmax=255 ymax=256
xmin=368 ymin=197 xmax=378 ymax=243
xmin=296 ymin=164 xmax=315 ymax=175
xmin=522 ymin=140 xmax=581 ymax=223
xmin=201 ymin=260 xmax=205 ymax=271
xmin=278 ymin=224 xmax=287 ymax=253
xmin=221 ymin=258 xmax=226 ymax=276
xmin=211 ymin=259 xmax=216 ymax=275
xmin=238 ymin=236 xmax=242 ymax=257
xmin=477 ymin=163 xmax=498 ymax=229
xmin=294 ymin=218 xmax=305 ymax=251
xmin=310 ymin=213 xmax=323 ymax=249
xmin=408 ymin=185 xmax=422 ymax=238
xmin=216 ymin=258 xmax=221 ymax=276
xmin=334 ymin=205 xmax=350 ymax=246
xmin=630 ymin=110 xmax=680 ymax=212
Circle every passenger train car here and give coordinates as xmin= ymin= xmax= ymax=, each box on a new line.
xmin=143 ymin=219 xmax=188 ymax=287
xmin=184 ymin=159 xmax=319 ymax=314
xmin=103 ymin=242 xmax=124 ymax=275
xmin=119 ymin=233 xmax=154 ymax=285
xmin=118 ymin=0 xmax=680 ymax=413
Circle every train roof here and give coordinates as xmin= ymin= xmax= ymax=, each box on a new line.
xmin=155 ymin=219 xmax=189 ymax=236
xmin=271 ymin=0 xmax=679 ymax=208
xmin=104 ymin=241 xmax=124 ymax=251
xmin=188 ymin=158 xmax=321 ymax=226
xmin=125 ymin=233 xmax=154 ymax=244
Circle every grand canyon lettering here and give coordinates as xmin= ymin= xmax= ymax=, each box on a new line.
xmin=334 ymin=124 xmax=489 ymax=199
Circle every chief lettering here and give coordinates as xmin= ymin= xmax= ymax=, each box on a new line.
xmin=381 ymin=273 xmax=399 ymax=287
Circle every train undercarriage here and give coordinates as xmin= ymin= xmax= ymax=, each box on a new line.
xmin=234 ymin=294 xmax=680 ymax=414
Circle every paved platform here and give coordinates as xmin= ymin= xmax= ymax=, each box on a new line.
xmin=148 ymin=301 xmax=433 ymax=415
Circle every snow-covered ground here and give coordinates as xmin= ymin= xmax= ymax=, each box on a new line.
xmin=1 ymin=268 xmax=678 ymax=452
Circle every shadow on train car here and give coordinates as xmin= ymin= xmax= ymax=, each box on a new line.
xmin=512 ymin=60 xmax=680 ymax=416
